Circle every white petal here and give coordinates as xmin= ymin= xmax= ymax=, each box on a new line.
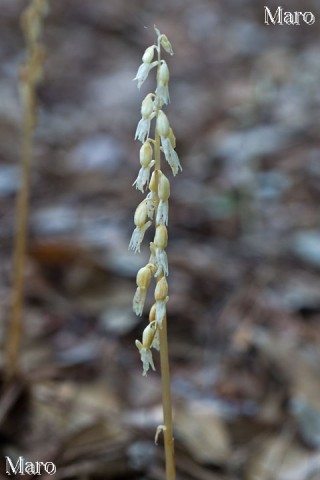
xmin=140 ymin=348 xmax=155 ymax=376
xmin=155 ymin=248 xmax=168 ymax=277
xmin=133 ymin=287 xmax=146 ymax=316
xmin=156 ymin=200 xmax=168 ymax=225
xmin=161 ymin=137 xmax=182 ymax=176
xmin=133 ymin=166 xmax=151 ymax=193
xmin=156 ymin=300 xmax=167 ymax=328
xmin=146 ymin=191 xmax=156 ymax=220
xmin=133 ymin=61 xmax=158 ymax=89
xmin=156 ymin=81 xmax=170 ymax=105
xmin=135 ymin=117 xmax=151 ymax=143
xmin=129 ymin=221 xmax=152 ymax=253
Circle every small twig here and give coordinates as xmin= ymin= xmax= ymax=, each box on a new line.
xmin=5 ymin=0 xmax=48 ymax=380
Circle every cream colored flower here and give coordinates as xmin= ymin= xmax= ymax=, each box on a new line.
xmin=135 ymin=321 xmax=157 ymax=375
xmin=135 ymin=340 xmax=155 ymax=376
xmin=155 ymin=248 xmax=168 ymax=277
xmin=133 ymin=163 xmax=154 ymax=193
xmin=133 ymin=286 xmax=147 ymax=316
xmin=156 ymin=172 xmax=170 ymax=225
xmin=156 ymin=60 xmax=170 ymax=105
xmin=129 ymin=202 xmax=152 ymax=253
xmin=154 ymin=226 xmax=169 ymax=277
xmin=134 ymin=62 xmax=157 ymax=89
xmin=135 ymin=94 xmax=155 ymax=143
xmin=132 ymin=265 xmax=152 ymax=316
xmin=155 ymin=277 xmax=169 ymax=327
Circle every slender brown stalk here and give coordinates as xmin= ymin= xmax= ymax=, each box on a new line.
xmin=6 ymin=110 xmax=33 ymax=379
xmin=5 ymin=0 xmax=48 ymax=379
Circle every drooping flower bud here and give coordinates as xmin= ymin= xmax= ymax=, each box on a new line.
xmin=155 ymin=276 xmax=168 ymax=302
xmin=136 ymin=266 xmax=152 ymax=289
xmin=154 ymin=225 xmax=168 ymax=249
xmin=156 ymin=111 xmax=170 ymax=137
xmin=149 ymin=170 xmax=159 ymax=193
xmin=142 ymin=322 xmax=156 ymax=349
xmin=134 ymin=201 xmax=148 ymax=227
xmin=129 ymin=202 xmax=152 ymax=253
xmin=160 ymin=34 xmax=174 ymax=55
xmin=156 ymin=60 xmax=170 ymax=105
xmin=146 ymin=262 xmax=157 ymax=276
xmin=158 ymin=173 xmax=170 ymax=201
xmin=149 ymin=303 xmax=157 ymax=323
xmin=141 ymin=94 xmax=154 ymax=119
xmin=156 ymin=174 xmax=170 ymax=225
xmin=142 ymin=45 xmax=156 ymax=63
xmin=140 ymin=141 xmax=153 ymax=168
xmin=158 ymin=60 xmax=169 ymax=84
xmin=155 ymin=277 xmax=169 ymax=327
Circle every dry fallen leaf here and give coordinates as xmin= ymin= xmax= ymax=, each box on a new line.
xmin=175 ymin=401 xmax=231 ymax=465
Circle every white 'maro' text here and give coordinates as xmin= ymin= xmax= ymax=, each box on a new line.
xmin=6 ymin=456 xmax=56 ymax=476
xmin=264 ymin=6 xmax=315 ymax=25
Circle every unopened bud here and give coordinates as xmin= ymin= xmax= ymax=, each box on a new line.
xmin=136 ymin=266 xmax=152 ymax=289
xmin=158 ymin=173 xmax=170 ymax=201
xmin=155 ymin=277 xmax=168 ymax=302
xmin=141 ymin=94 xmax=154 ymax=118
xmin=140 ymin=141 xmax=153 ymax=167
xmin=142 ymin=322 xmax=156 ymax=349
xmin=149 ymin=170 xmax=159 ymax=193
xmin=156 ymin=111 xmax=170 ymax=137
xmin=142 ymin=45 xmax=155 ymax=63
xmin=154 ymin=225 xmax=168 ymax=249
xmin=158 ymin=60 xmax=169 ymax=84
xmin=160 ymin=35 xmax=174 ymax=55
xmin=146 ymin=263 xmax=157 ymax=275
xmin=149 ymin=303 xmax=157 ymax=322
xmin=134 ymin=201 xmax=148 ymax=227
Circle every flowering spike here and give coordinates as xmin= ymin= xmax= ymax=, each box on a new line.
xmin=130 ymin=29 xmax=179 ymax=476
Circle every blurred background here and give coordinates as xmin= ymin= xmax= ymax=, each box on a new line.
xmin=1 ymin=0 xmax=320 ymax=478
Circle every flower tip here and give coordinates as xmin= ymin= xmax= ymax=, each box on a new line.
xmin=135 ymin=339 xmax=143 ymax=351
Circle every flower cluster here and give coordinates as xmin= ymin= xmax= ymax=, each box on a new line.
xmin=129 ymin=28 xmax=182 ymax=375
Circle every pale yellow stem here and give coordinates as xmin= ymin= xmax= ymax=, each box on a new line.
xmin=159 ymin=314 xmax=176 ymax=480
xmin=154 ymin=60 xmax=176 ymax=477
